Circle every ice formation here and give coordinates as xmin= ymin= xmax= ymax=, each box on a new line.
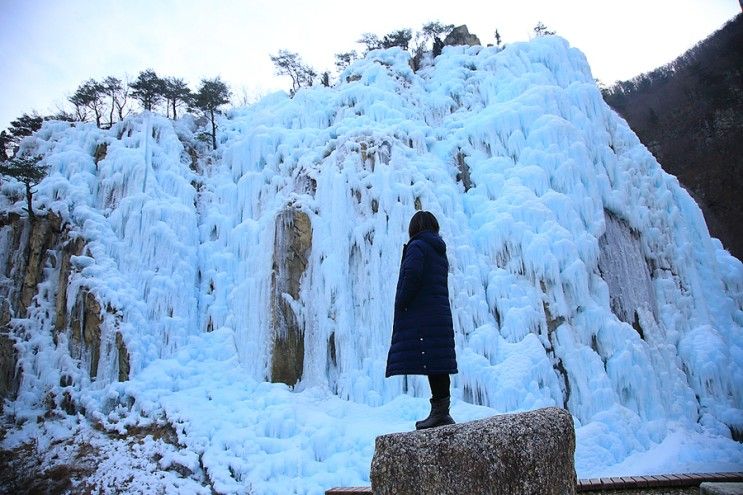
xmin=1 ymin=37 xmax=742 ymax=494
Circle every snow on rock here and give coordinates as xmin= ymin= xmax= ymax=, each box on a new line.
xmin=1 ymin=36 xmax=742 ymax=493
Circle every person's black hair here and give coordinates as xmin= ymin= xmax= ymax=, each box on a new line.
xmin=408 ymin=210 xmax=440 ymax=238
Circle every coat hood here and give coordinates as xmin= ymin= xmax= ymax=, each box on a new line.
xmin=413 ymin=230 xmax=447 ymax=256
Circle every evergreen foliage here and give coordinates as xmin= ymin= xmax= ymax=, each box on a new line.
xmin=334 ymin=51 xmax=358 ymax=72
xmin=7 ymin=114 xmax=44 ymax=153
xmin=381 ymin=29 xmax=413 ymax=50
xmin=0 ymin=131 xmax=9 ymax=161
xmin=270 ymin=50 xmax=316 ymax=95
xmin=357 ymin=33 xmax=383 ymax=52
xmin=194 ymin=78 xmax=231 ymax=150
xmin=320 ymin=71 xmax=331 ymax=87
xmin=421 ymin=22 xmax=455 ymax=43
xmin=533 ymin=21 xmax=556 ymax=36
xmin=130 ymin=69 xmax=166 ymax=111
xmin=163 ymin=77 xmax=193 ymax=119
xmin=0 ymin=154 xmax=47 ymax=220
xmin=602 ymin=14 xmax=743 ymax=259
xmin=69 ymin=79 xmax=106 ymax=127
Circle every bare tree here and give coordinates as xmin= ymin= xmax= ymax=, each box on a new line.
xmin=114 ymin=75 xmax=130 ymax=120
xmin=101 ymin=76 xmax=126 ymax=126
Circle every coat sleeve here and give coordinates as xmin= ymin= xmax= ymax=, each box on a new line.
xmin=395 ymin=241 xmax=425 ymax=310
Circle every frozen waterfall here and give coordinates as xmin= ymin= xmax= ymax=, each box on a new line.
xmin=1 ymin=36 xmax=742 ymax=494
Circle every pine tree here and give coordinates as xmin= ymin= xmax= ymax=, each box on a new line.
xmin=130 ymin=69 xmax=166 ymax=111
xmin=382 ymin=29 xmax=412 ymax=50
xmin=194 ymin=78 xmax=230 ymax=150
xmin=334 ymin=51 xmax=358 ymax=72
xmin=320 ymin=71 xmax=331 ymax=87
xmin=163 ymin=77 xmax=192 ymax=119
xmin=0 ymin=131 xmax=10 ymax=161
xmin=421 ymin=22 xmax=455 ymax=45
xmin=69 ymin=79 xmax=106 ymax=127
xmin=357 ymin=33 xmax=383 ymax=52
xmin=0 ymin=155 xmax=47 ymax=221
xmin=270 ymin=50 xmax=316 ymax=95
xmin=7 ymin=114 xmax=44 ymax=154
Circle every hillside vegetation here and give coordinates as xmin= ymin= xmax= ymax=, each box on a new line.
xmin=603 ymin=14 xmax=743 ymax=259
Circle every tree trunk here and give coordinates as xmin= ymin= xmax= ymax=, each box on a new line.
xmin=75 ymin=105 xmax=86 ymax=122
xmin=24 ymin=181 xmax=34 ymax=221
xmin=172 ymin=99 xmax=177 ymax=120
xmin=109 ymin=95 xmax=115 ymax=127
xmin=210 ymin=108 xmax=217 ymax=150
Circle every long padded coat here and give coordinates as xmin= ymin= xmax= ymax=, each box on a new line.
xmin=385 ymin=230 xmax=458 ymax=377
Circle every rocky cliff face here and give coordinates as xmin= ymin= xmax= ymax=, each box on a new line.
xmin=270 ymin=207 xmax=312 ymax=385
xmin=0 ymin=212 xmax=129 ymax=409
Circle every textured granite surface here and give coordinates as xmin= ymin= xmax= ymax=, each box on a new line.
xmin=701 ymin=483 xmax=743 ymax=495
xmin=370 ymin=406 xmax=576 ymax=495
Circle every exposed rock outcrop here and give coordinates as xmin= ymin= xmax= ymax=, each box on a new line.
xmin=371 ymin=407 xmax=576 ymax=495
xmin=0 ymin=302 xmax=18 ymax=402
xmin=54 ymin=237 xmax=86 ymax=332
xmin=597 ymin=211 xmax=657 ymax=337
xmin=20 ymin=214 xmax=63 ymax=317
xmin=0 ymin=211 xmax=129 ymax=401
xmin=70 ymin=290 xmax=103 ymax=380
xmin=444 ymin=25 xmax=481 ymax=47
xmin=270 ymin=207 xmax=312 ymax=386
xmin=0 ymin=213 xmax=63 ymax=400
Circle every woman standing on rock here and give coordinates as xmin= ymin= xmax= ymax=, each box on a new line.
xmin=386 ymin=210 xmax=458 ymax=429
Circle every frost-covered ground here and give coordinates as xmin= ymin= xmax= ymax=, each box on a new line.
xmin=3 ymin=342 xmax=742 ymax=494
xmin=2 ymin=35 xmax=743 ymax=494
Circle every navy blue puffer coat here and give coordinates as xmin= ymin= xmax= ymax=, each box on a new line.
xmin=385 ymin=230 xmax=458 ymax=377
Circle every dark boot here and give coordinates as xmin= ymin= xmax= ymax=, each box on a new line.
xmin=415 ymin=396 xmax=455 ymax=430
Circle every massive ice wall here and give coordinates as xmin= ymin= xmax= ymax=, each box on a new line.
xmin=0 ymin=114 xmax=202 ymax=415
xmin=2 ymin=36 xmax=742 ymax=456
xmin=197 ymin=40 xmax=742 ymax=433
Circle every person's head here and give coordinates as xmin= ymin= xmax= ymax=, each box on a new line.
xmin=408 ymin=210 xmax=440 ymax=239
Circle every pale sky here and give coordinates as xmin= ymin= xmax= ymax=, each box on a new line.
xmin=0 ymin=0 xmax=740 ymax=130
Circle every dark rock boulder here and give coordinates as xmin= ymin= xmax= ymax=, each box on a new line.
xmin=370 ymin=406 xmax=576 ymax=495
xmin=443 ymin=25 xmax=481 ymax=47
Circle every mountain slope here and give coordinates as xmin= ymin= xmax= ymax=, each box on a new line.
xmin=1 ymin=37 xmax=742 ymax=494
xmin=603 ymin=14 xmax=743 ymax=260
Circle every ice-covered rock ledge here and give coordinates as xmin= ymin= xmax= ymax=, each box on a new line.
xmin=370 ymin=407 xmax=576 ymax=495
